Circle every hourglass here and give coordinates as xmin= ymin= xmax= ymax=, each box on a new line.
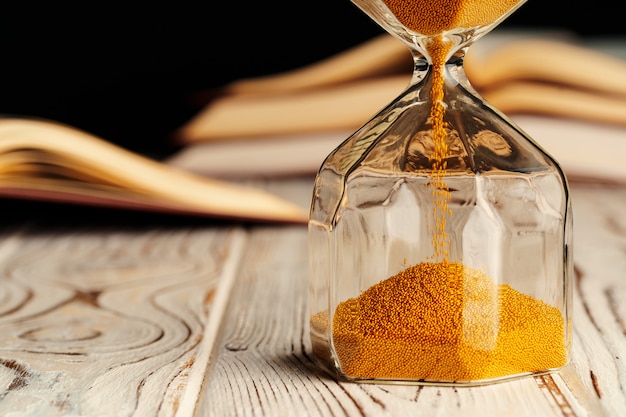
xmin=308 ymin=0 xmax=573 ymax=386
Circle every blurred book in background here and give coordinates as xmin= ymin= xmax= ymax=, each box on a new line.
xmin=170 ymin=31 xmax=626 ymax=184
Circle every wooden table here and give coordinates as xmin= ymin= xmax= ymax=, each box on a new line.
xmin=0 ymin=176 xmax=624 ymax=417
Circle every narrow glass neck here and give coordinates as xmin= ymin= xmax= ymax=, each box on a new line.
xmin=409 ymin=45 xmax=470 ymax=89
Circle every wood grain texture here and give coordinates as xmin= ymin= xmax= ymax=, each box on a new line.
xmin=0 ymin=222 xmax=246 ymax=417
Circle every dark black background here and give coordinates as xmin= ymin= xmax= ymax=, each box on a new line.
xmin=1 ymin=1 xmax=621 ymax=158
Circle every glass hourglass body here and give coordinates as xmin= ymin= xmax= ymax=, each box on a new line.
xmin=308 ymin=0 xmax=572 ymax=385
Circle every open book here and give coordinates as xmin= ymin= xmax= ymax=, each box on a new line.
xmin=0 ymin=117 xmax=308 ymax=224
xmin=173 ymin=32 xmax=626 ymax=144
xmin=168 ymin=31 xmax=626 ymax=184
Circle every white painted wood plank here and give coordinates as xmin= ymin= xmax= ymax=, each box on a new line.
xmin=175 ymin=229 xmax=247 ymax=417
xmin=0 ymin=224 xmax=245 ymax=417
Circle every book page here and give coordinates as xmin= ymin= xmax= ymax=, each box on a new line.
xmin=0 ymin=118 xmax=308 ymax=224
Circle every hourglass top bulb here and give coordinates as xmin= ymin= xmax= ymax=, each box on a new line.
xmin=352 ymin=0 xmax=527 ymax=49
